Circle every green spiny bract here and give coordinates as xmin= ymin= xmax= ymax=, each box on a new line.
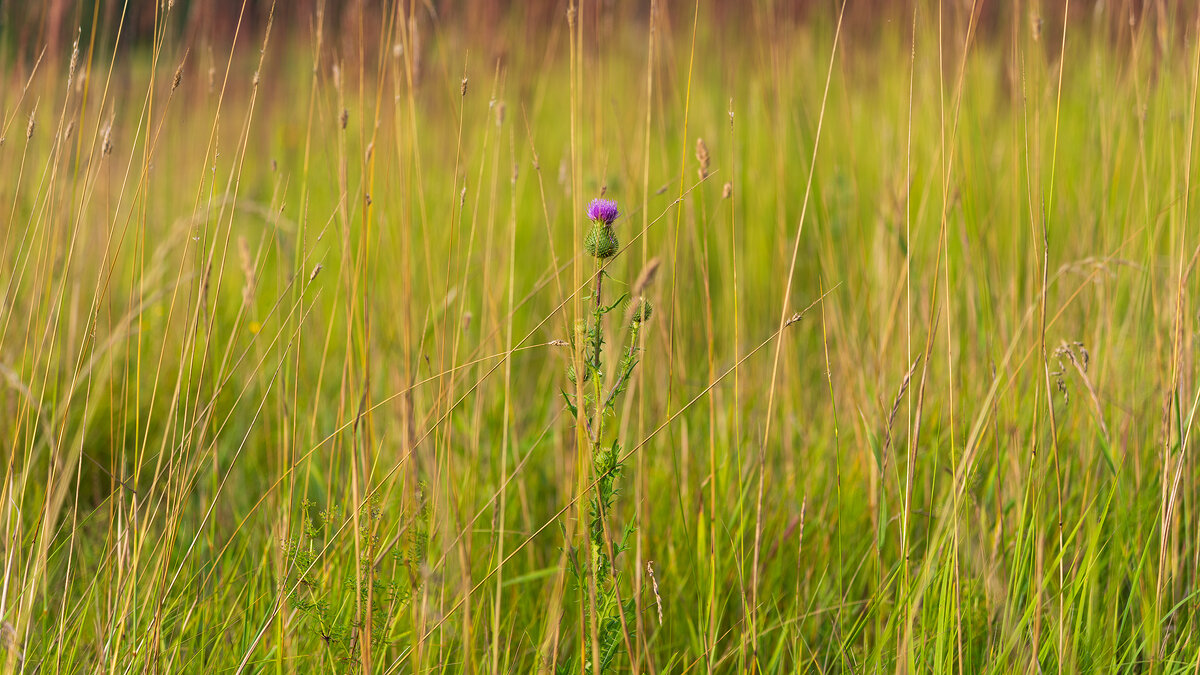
xmin=584 ymin=223 xmax=619 ymax=259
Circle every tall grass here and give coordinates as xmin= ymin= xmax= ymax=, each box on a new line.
xmin=2 ymin=2 xmax=1200 ymax=673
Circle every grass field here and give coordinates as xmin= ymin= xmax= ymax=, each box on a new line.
xmin=3 ymin=2 xmax=1200 ymax=672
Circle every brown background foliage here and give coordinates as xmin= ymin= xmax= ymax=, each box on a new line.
xmin=4 ymin=0 xmax=1193 ymax=61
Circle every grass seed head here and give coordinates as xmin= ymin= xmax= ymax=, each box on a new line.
xmin=696 ymin=137 xmax=710 ymax=180
xmin=67 ymin=35 xmax=79 ymax=89
xmin=238 ymin=236 xmax=255 ymax=308
xmin=647 ymin=561 xmax=664 ymax=625
xmin=631 ymin=257 xmax=660 ymax=298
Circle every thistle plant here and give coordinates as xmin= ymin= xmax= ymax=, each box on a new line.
xmin=561 ymin=197 xmax=653 ymax=673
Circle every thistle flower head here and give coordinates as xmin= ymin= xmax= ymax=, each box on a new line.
xmin=587 ymin=198 xmax=619 ymax=225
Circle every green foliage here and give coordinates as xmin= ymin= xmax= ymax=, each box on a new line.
xmin=280 ymin=492 xmax=426 ymax=672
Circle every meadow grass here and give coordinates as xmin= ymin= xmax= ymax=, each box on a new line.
xmin=2 ymin=3 xmax=1200 ymax=673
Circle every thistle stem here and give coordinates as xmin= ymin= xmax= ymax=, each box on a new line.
xmin=589 ymin=267 xmax=605 ymax=445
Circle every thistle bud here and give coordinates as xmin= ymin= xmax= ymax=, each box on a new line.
xmin=627 ymin=297 xmax=653 ymax=325
xmin=573 ymin=319 xmax=589 ymax=346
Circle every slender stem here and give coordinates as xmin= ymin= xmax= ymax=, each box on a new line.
xmin=589 ymin=267 xmax=605 ymax=444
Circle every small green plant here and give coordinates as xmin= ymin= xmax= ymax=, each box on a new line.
xmin=560 ymin=197 xmax=652 ymax=673
xmin=281 ymin=488 xmax=428 ymax=672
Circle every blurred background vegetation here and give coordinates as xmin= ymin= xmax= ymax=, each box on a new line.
xmin=2 ymin=1 xmax=1195 ymax=60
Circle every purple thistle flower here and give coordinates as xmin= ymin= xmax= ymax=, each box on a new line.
xmin=587 ymin=198 xmax=619 ymax=225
